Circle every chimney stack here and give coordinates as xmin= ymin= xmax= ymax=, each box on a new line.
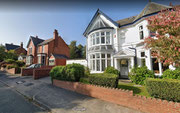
xmin=53 ymin=29 xmax=58 ymax=39
xmin=169 ymin=2 xmax=173 ymax=6
xmin=20 ymin=42 xmax=23 ymax=48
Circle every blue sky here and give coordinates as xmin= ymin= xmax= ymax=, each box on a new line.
xmin=0 ymin=0 xmax=179 ymax=47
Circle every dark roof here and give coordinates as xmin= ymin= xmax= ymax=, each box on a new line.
xmin=116 ymin=2 xmax=171 ymax=26
xmin=5 ymin=43 xmax=20 ymax=51
xmin=134 ymin=2 xmax=171 ymax=21
xmin=38 ymin=38 xmax=54 ymax=46
xmin=116 ymin=16 xmax=137 ymax=26
xmin=51 ymin=54 xmax=68 ymax=59
xmin=27 ymin=36 xmax=44 ymax=48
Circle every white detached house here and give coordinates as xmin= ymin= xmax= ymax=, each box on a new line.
xmin=83 ymin=2 xmax=172 ymax=78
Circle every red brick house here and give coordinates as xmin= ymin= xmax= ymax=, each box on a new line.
xmin=26 ymin=29 xmax=70 ymax=66
xmin=26 ymin=36 xmax=44 ymax=65
xmin=5 ymin=42 xmax=27 ymax=55
xmin=37 ymin=29 xmax=70 ymax=66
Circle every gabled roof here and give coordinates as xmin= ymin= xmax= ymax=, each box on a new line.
xmin=5 ymin=43 xmax=20 ymax=51
xmin=116 ymin=16 xmax=137 ymax=26
xmin=51 ymin=53 xmax=68 ymax=59
xmin=134 ymin=2 xmax=171 ymax=21
xmin=83 ymin=9 xmax=119 ymax=36
xmin=116 ymin=2 xmax=171 ymax=27
xmin=38 ymin=38 xmax=54 ymax=46
xmin=26 ymin=36 xmax=44 ymax=48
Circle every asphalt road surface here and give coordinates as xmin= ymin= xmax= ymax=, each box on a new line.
xmin=0 ymin=81 xmax=46 ymax=113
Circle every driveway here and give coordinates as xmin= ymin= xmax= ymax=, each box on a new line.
xmin=0 ymin=71 xmax=142 ymax=113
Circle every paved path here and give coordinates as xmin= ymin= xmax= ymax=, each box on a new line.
xmin=0 ymin=71 xmax=142 ymax=113
xmin=0 ymin=81 xmax=46 ymax=113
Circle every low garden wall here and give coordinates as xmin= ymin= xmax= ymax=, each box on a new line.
xmin=0 ymin=68 xmax=20 ymax=74
xmin=33 ymin=68 xmax=51 ymax=80
xmin=21 ymin=68 xmax=33 ymax=76
xmin=53 ymin=79 xmax=180 ymax=113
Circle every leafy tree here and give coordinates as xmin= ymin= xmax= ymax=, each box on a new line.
xmin=6 ymin=50 xmax=18 ymax=60
xmin=0 ymin=44 xmax=6 ymax=62
xmin=144 ymin=7 xmax=180 ymax=67
xmin=69 ymin=41 xmax=78 ymax=59
xmin=82 ymin=45 xmax=86 ymax=59
xmin=77 ymin=44 xmax=83 ymax=58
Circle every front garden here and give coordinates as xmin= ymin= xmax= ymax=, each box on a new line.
xmin=50 ymin=63 xmax=180 ymax=102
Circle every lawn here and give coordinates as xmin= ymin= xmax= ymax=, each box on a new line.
xmin=118 ymin=81 xmax=150 ymax=97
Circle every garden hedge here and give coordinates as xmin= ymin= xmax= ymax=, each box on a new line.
xmin=128 ymin=66 xmax=154 ymax=85
xmin=162 ymin=69 xmax=180 ymax=80
xmin=89 ymin=73 xmax=118 ymax=88
xmin=50 ymin=63 xmax=85 ymax=82
xmin=145 ymin=78 xmax=180 ymax=102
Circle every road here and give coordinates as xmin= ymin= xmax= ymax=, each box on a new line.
xmin=0 ymin=81 xmax=46 ymax=113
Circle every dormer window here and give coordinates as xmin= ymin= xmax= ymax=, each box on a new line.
xmin=139 ymin=25 xmax=144 ymax=40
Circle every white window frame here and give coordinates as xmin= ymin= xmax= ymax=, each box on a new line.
xmin=90 ymin=53 xmax=111 ymax=72
xmin=89 ymin=29 xmax=112 ymax=47
xmin=139 ymin=25 xmax=144 ymax=40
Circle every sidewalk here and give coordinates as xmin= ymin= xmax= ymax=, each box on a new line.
xmin=0 ymin=71 xmax=142 ymax=113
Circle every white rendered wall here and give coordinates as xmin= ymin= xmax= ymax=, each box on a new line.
xmin=67 ymin=59 xmax=88 ymax=67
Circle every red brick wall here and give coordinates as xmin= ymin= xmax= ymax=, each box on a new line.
xmin=15 ymin=47 xmax=27 ymax=55
xmin=52 ymin=36 xmax=70 ymax=58
xmin=53 ymin=80 xmax=180 ymax=113
xmin=5 ymin=68 xmax=16 ymax=74
xmin=21 ymin=68 xmax=33 ymax=76
xmin=33 ymin=68 xmax=52 ymax=79
xmin=55 ymin=59 xmax=66 ymax=66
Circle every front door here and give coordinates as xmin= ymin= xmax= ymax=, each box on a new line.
xmin=120 ymin=59 xmax=129 ymax=78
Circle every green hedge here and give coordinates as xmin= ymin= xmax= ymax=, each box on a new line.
xmin=89 ymin=73 xmax=118 ymax=88
xmin=128 ymin=66 xmax=154 ymax=85
xmin=50 ymin=63 xmax=85 ymax=82
xmin=145 ymin=78 xmax=180 ymax=102
xmin=104 ymin=66 xmax=120 ymax=75
xmin=162 ymin=69 xmax=180 ymax=80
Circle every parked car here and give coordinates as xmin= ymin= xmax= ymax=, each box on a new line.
xmin=26 ymin=64 xmax=42 ymax=69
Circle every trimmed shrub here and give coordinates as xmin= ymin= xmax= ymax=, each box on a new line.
xmin=15 ymin=61 xmax=25 ymax=67
xmin=128 ymin=66 xmax=154 ymax=85
xmin=84 ymin=67 xmax=90 ymax=77
xmin=79 ymin=77 xmax=89 ymax=84
xmin=145 ymin=78 xmax=180 ymax=102
xmin=89 ymin=73 xmax=118 ymax=88
xmin=66 ymin=63 xmax=85 ymax=81
xmin=104 ymin=66 xmax=120 ymax=75
xmin=162 ymin=69 xmax=180 ymax=80
xmin=7 ymin=65 xmax=17 ymax=69
xmin=50 ymin=66 xmax=67 ymax=81
xmin=50 ymin=63 xmax=85 ymax=82
xmin=5 ymin=59 xmax=16 ymax=64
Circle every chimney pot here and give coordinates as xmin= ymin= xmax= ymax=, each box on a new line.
xmin=53 ymin=29 xmax=58 ymax=39
xmin=20 ymin=42 xmax=23 ymax=48
xmin=169 ymin=2 xmax=173 ymax=6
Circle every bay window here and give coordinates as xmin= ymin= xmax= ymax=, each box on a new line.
xmin=90 ymin=31 xmax=111 ymax=46
xmin=90 ymin=53 xmax=111 ymax=72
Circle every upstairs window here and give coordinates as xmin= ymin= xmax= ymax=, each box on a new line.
xmin=139 ymin=25 xmax=144 ymax=40
xmin=29 ymin=47 xmax=32 ymax=55
xmin=90 ymin=31 xmax=111 ymax=46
